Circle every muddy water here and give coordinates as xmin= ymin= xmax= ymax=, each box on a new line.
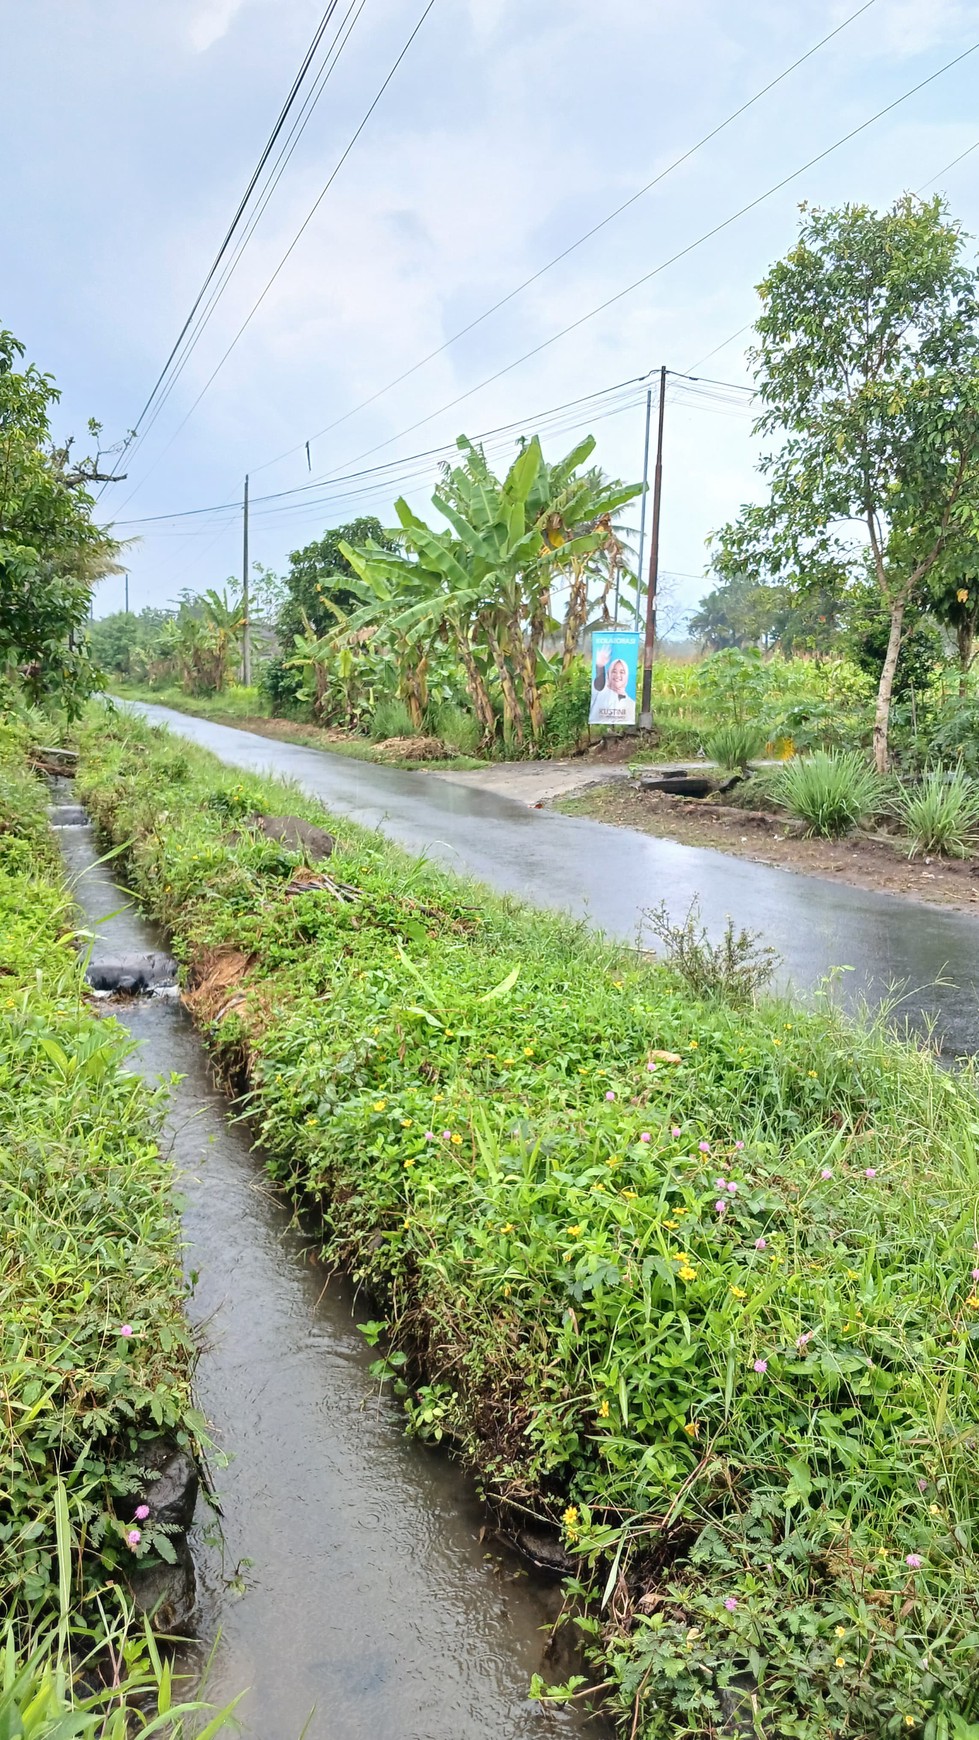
xmin=55 ymin=805 xmax=599 ymax=1739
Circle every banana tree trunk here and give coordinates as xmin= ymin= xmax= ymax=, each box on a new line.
xmin=456 ymin=635 xmax=496 ymax=746
xmin=563 ymin=559 xmax=589 ymax=668
xmin=486 ymin=626 xmax=524 ymax=746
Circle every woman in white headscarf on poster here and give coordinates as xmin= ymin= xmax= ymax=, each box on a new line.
xmin=589 ymin=645 xmax=636 ymax=726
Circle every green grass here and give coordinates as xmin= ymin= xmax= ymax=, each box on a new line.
xmin=774 ymin=749 xmax=882 ymax=836
xmin=110 ymin=685 xmax=487 ymax=771
xmin=0 ymin=717 xmax=201 ymax=1649
xmin=895 ymin=768 xmax=979 ymax=858
xmin=77 ymin=704 xmax=979 ymax=1739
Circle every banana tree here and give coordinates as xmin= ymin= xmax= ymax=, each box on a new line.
xmin=343 ymin=433 xmax=642 ymax=747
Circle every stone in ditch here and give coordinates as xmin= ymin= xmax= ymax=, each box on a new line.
xmin=253 ymin=814 xmax=336 ymax=860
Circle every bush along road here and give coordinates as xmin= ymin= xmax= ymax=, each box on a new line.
xmin=0 ymin=719 xmax=213 ymax=1676
xmin=77 ymin=704 xmax=979 ymax=1740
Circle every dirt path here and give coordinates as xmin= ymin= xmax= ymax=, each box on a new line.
xmin=556 ymin=783 xmax=979 ymax=915
xmin=430 ymin=759 xmax=632 ymax=805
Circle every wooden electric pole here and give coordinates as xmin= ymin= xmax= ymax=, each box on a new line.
xmin=241 ymin=473 xmax=251 ymax=687
xmin=639 ymin=365 xmax=666 ymax=730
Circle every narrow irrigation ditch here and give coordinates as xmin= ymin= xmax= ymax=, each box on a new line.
xmin=51 ymin=781 xmax=599 ymax=1739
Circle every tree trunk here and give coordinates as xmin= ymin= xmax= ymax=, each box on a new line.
xmin=873 ymin=601 xmax=905 ymax=775
xmin=486 ymin=627 xmax=524 ymax=746
xmin=563 ymin=560 xmax=589 ymax=669
xmin=456 ymin=636 xmax=496 ymax=746
xmin=958 ymin=621 xmax=974 ymax=697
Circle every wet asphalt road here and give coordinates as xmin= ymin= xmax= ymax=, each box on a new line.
xmin=128 ymin=703 xmax=979 ymax=1053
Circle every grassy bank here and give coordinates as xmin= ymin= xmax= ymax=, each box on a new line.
xmin=0 ymin=719 xmax=202 ymax=1643
xmin=109 ymin=684 xmax=486 ymax=770
xmin=78 ymin=704 xmax=979 ymax=1739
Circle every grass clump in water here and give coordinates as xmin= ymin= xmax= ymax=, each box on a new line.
xmin=77 ymin=704 xmax=979 ymax=1739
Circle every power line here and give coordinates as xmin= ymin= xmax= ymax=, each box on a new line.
xmin=684 ymin=133 xmax=979 ymax=377
xmin=917 ymin=137 xmax=979 ymax=191
xmin=118 ymin=0 xmax=369 ymax=479
xmin=110 ymin=372 xmax=657 ymax=526
xmin=309 ymin=36 xmax=979 ymax=487
xmin=117 ymin=0 xmax=439 ymax=510
xmin=251 ymin=0 xmax=877 ymax=477
xmin=101 ymin=2 xmax=349 ymax=494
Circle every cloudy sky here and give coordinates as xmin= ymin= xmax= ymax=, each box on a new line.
xmin=3 ymin=0 xmax=979 ymax=626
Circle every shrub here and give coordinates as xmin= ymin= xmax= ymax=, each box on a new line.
xmin=427 ymin=701 xmax=480 ymax=754
xmin=704 ymin=720 xmax=769 ymax=772
xmin=774 ymin=750 xmax=881 ymax=836
xmin=259 ymin=654 xmax=304 ymax=718
xmin=369 ymin=697 xmax=416 ymax=741
xmin=645 ymin=899 xmax=779 ymax=1006
xmin=542 ymin=660 xmax=591 ymax=754
xmin=894 ymin=767 xmax=979 ymax=857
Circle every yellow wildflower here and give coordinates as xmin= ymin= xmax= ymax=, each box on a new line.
xmin=683 ymin=1420 xmax=700 ymax=1437
xmin=835 ymin=1656 xmax=846 ymax=1669
xmin=834 ymin=1626 xmax=846 ymax=1638
xmin=373 ymin=1100 xmax=387 ymax=1112
xmin=567 ymin=1225 xmax=583 ymax=1237
xmin=730 ymin=1285 xmax=747 ymax=1300
xmin=450 ymin=1134 xmax=463 ymax=1146
xmin=598 ymin=1399 xmax=610 ymax=1418
xmin=562 ymin=1506 xmax=580 ymax=1541
xmin=678 ymin=1265 xmax=698 ymax=1282
xmin=688 ymin=1041 xmax=699 ymax=1050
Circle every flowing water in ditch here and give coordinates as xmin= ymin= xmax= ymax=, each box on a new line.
xmin=53 ymin=792 xmax=600 ymax=1739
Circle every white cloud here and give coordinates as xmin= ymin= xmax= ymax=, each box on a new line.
xmin=187 ymin=0 xmax=248 ymax=52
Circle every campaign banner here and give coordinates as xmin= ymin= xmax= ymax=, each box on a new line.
xmin=589 ymin=630 xmax=641 ymax=727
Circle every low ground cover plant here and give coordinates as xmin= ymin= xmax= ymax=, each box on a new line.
xmin=78 ymin=706 xmax=979 ymax=1738
xmin=0 ymin=720 xmax=201 ymax=1650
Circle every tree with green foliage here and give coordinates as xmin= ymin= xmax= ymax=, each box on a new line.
xmin=725 ymin=196 xmax=979 ymax=770
xmin=0 ymin=327 xmax=121 ymax=713
xmin=87 ymin=607 xmax=172 ymax=677
xmin=275 ymin=518 xmax=396 ymax=646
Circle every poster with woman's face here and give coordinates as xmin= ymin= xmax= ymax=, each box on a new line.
xmin=589 ymin=630 xmax=641 ymax=726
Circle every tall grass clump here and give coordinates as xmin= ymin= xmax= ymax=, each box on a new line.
xmin=774 ymin=748 xmax=881 ymax=836
xmin=427 ymin=700 xmax=480 ymax=754
xmin=369 ymin=696 xmax=415 ymax=741
xmin=704 ymin=720 xmax=769 ymax=773
xmin=78 ymin=704 xmax=979 ymax=1739
xmin=895 ymin=766 xmax=979 ymax=857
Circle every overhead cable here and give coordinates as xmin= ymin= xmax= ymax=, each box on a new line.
xmin=118 ymin=0 xmax=368 ymax=475
xmin=310 ymin=37 xmax=979 ymax=485
xmin=116 ymin=0 xmax=439 ymax=510
xmin=252 ymin=0 xmax=878 ymax=476
xmin=101 ymin=1 xmax=349 ymax=493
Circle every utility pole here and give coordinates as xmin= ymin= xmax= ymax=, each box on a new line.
xmin=634 ymin=385 xmax=653 ymax=632
xmin=242 ymin=473 xmax=251 ymax=687
xmin=639 ymin=366 xmax=666 ymax=731
xmin=124 ymin=572 xmax=130 ymax=614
